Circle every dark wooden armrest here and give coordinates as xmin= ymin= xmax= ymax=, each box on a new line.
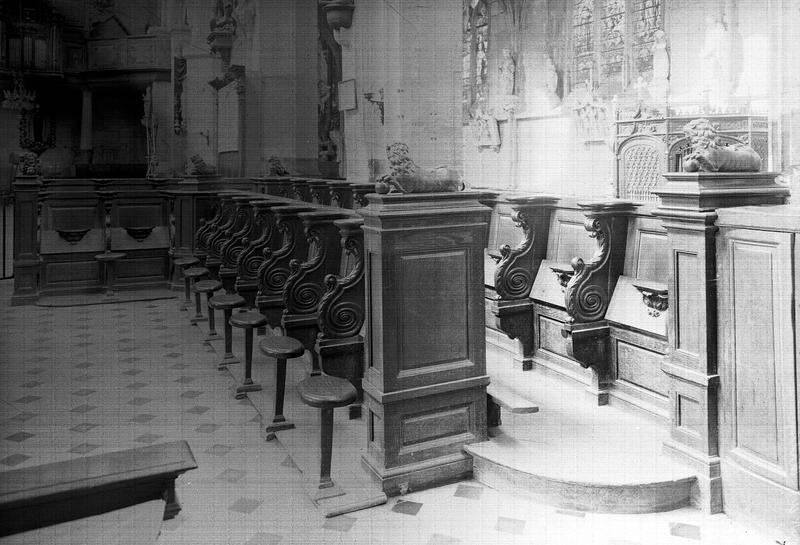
xmin=0 ymin=441 xmax=197 ymax=537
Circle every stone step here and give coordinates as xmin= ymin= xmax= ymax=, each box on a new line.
xmin=470 ymin=343 xmax=697 ymax=514
xmin=486 ymin=382 xmax=539 ymax=414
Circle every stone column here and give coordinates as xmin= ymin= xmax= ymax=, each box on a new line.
xmin=358 ymin=192 xmax=491 ymax=495
xmin=11 ymin=175 xmax=42 ymax=305
xmin=653 ymin=171 xmax=788 ymax=512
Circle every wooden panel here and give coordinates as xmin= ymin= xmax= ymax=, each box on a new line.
xmin=400 ymin=404 xmax=471 ymax=447
xmin=614 ymin=338 xmax=668 ymax=396
xmin=44 ymin=259 xmax=98 ymax=285
xmin=623 ymin=216 xmax=669 ymax=282
xmin=537 ymin=314 xmax=569 ymax=358
xmin=398 ymin=251 xmax=468 ymax=370
xmin=48 ymin=204 xmax=98 ymax=230
xmin=553 ymin=221 xmax=594 ymax=263
xmin=116 ymin=203 xmax=163 ymax=227
xmin=487 ymin=202 xmax=523 ymax=256
xmin=676 ymin=394 xmax=702 ymax=436
xmin=634 ymin=231 xmax=669 ymax=281
xmin=720 ymin=229 xmax=798 ymax=490
xmin=606 ymin=276 xmax=667 ymax=337
xmin=732 ymin=243 xmax=779 ymax=462
xmin=115 ymin=255 xmax=166 ymax=282
xmin=675 ymin=251 xmax=700 ymax=356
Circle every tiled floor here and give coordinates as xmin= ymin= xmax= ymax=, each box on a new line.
xmin=0 ymin=281 xmax=775 ymax=544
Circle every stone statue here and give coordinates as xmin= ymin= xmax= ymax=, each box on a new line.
xmin=210 ymin=0 xmax=236 ymax=33
xmin=682 ymin=118 xmax=761 ymax=172
xmin=375 ymin=143 xmax=465 ymax=194
xmin=471 ymin=106 xmax=500 ymax=151
xmin=699 ymin=15 xmax=733 ymax=108
xmin=649 ymin=29 xmax=669 ymax=102
xmin=498 ymin=48 xmax=516 ymax=98
xmin=16 ymin=151 xmax=41 ymax=176
xmin=187 ymin=154 xmax=217 ymax=176
xmin=267 ymin=155 xmax=290 ymax=176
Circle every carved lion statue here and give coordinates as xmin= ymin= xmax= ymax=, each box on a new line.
xmin=376 ymin=142 xmax=464 ymax=194
xmin=187 ymin=155 xmax=217 ymax=176
xmin=267 ymin=155 xmax=290 ymax=176
xmin=682 ymin=118 xmax=761 ymax=173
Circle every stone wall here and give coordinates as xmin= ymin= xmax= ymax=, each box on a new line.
xmin=461 ymin=0 xmax=800 ymax=196
xmin=340 ymin=0 xmax=464 ymax=183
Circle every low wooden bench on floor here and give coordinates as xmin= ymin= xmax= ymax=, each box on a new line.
xmin=0 ymin=441 xmax=196 ymax=538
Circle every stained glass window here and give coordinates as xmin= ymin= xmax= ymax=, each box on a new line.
xmin=571 ymin=0 xmax=663 ymax=96
xmin=631 ymin=0 xmax=662 ymax=75
xmin=463 ymin=0 xmax=490 ymax=123
xmin=572 ymin=0 xmax=594 ymax=86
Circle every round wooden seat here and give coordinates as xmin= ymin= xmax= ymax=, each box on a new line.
xmin=297 ymin=375 xmax=357 ymax=409
xmin=184 ymin=266 xmax=208 ymax=279
xmin=94 ymin=252 xmax=126 ymax=262
xmin=229 ymin=310 xmax=267 ymax=329
xmin=174 ymin=257 xmax=199 ymax=268
xmin=259 ymin=336 xmax=304 ymax=359
xmin=193 ymin=279 xmax=222 ymax=293
xmin=209 ymin=294 xmax=246 ymax=309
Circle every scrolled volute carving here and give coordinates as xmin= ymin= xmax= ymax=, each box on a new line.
xmin=564 ymin=215 xmax=612 ymax=324
xmin=317 ymin=222 xmax=365 ymax=339
xmin=235 ymin=211 xmax=272 ymax=280
xmin=255 ymin=216 xmax=295 ymax=296
xmin=494 ymin=209 xmax=536 ymax=300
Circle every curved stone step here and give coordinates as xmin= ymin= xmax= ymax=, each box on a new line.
xmin=465 ymin=434 xmax=696 ymax=514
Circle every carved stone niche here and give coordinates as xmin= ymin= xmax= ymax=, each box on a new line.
xmin=560 ymin=200 xmax=639 ymax=405
xmin=491 ymin=195 xmax=559 ymax=371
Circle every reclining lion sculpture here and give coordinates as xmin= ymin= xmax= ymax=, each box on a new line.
xmin=376 ymin=142 xmax=465 ymax=193
xmin=682 ymin=118 xmax=761 ymax=172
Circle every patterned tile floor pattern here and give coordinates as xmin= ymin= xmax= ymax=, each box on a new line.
xmin=0 ymin=281 xmax=774 ymax=544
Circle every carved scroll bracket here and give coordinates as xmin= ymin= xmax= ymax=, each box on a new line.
xmin=549 ymin=262 xmax=574 ymax=291
xmin=632 ymin=279 xmax=668 ymax=317
xmin=561 ymin=200 xmax=638 ymax=372
xmin=493 ymin=195 xmax=559 ymax=301
xmin=492 ymin=195 xmax=558 ymax=371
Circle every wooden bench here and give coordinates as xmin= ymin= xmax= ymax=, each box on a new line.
xmin=0 ymin=441 xmax=196 ymax=537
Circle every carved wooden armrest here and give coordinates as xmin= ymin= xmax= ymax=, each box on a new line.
xmin=493 ymin=195 xmax=559 ymax=301
xmin=564 ymin=200 xmax=639 ymax=325
xmin=235 ymin=201 xmax=281 ymax=282
xmin=282 ymin=211 xmax=350 ymax=315
xmin=631 ymin=279 xmax=668 ymax=317
xmin=219 ymin=202 xmax=253 ymax=270
xmin=194 ymin=200 xmax=222 ymax=253
xmin=317 ymin=218 xmax=365 ymax=339
xmin=255 ymin=206 xmax=314 ymax=297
